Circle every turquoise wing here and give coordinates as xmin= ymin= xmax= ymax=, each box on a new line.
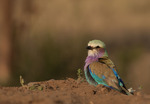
xmin=88 ymin=62 xmax=122 ymax=90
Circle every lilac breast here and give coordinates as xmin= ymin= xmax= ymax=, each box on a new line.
xmin=84 ymin=56 xmax=97 ymax=69
xmin=84 ymin=48 xmax=105 ymax=70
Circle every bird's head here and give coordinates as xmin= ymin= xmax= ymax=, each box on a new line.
xmin=86 ymin=40 xmax=108 ymax=58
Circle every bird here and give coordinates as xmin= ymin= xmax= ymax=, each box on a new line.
xmin=84 ymin=40 xmax=132 ymax=95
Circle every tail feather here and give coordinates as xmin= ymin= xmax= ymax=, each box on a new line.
xmin=120 ymin=86 xmax=133 ymax=95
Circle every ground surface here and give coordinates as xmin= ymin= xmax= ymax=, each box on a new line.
xmin=0 ymin=78 xmax=150 ymax=104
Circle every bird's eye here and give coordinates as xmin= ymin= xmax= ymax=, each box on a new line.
xmin=86 ymin=46 xmax=93 ymax=50
xmin=96 ymin=46 xmax=100 ymax=48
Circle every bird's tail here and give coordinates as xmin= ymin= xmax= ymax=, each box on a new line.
xmin=120 ymin=86 xmax=133 ymax=95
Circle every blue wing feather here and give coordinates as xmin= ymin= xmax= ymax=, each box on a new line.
xmin=88 ymin=65 xmax=112 ymax=88
xmin=88 ymin=65 xmax=125 ymax=90
xmin=111 ymin=68 xmax=125 ymax=87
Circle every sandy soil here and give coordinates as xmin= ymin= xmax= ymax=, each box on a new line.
xmin=0 ymin=78 xmax=150 ymax=104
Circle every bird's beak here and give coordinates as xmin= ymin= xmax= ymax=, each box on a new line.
xmin=86 ymin=46 xmax=93 ymax=50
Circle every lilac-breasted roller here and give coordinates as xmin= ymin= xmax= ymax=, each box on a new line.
xmin=84 ymin=40 xmax=132 ymax=95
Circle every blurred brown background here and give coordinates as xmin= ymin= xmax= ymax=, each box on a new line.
xmin=0 ymin=0 xmax=150 ymax=94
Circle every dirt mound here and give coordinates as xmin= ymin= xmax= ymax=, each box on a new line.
xmin=0 ymin=78 xmax=150 ymax=104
